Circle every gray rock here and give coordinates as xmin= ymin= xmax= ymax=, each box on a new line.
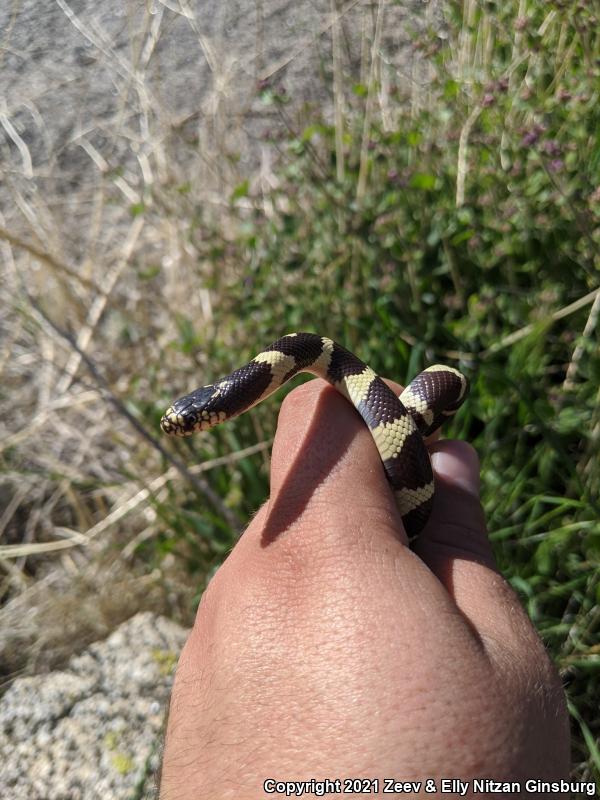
xmin=0 ymin=612 xmax=187 ymax=799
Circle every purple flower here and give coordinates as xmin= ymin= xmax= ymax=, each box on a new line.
xmin=522 ymin=130 xmax=539 ymax=147
xmin=482 ymin=93 xmax=495 ymax=107
xmin=542 ymin=139 xmax=561 ymax=157
xmin=549 ymin=159 xmax=564 ymax=173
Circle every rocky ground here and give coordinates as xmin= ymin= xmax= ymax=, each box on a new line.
xmin=0 ymin=613 xmax=187 ymax=799
xmin=1 ymin=0 xmax=442 ymax=231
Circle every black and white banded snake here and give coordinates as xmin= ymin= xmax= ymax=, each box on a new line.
xmin=160 ymin=333 xmax=469 ymax=540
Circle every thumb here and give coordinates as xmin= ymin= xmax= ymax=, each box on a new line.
xmin=415 ymin=439 xmax=494 ymax=561
xmin=414 ymin=438 xmax=501 ymax=588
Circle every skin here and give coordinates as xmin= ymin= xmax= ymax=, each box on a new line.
xmin=160 ymin=378 xmax=570 ymax=799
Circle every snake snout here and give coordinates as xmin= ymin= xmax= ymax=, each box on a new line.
xmin=160 ymin=404 xmax=197 ymax=436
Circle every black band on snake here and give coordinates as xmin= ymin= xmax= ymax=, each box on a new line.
xmin=160 ymin=333 xmax=469 ymax=541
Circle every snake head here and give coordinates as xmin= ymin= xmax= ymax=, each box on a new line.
xmin=160 ymin=385 xmax=226 ymax=436
xmin=160 ymin=404 xmax=195 ymax=436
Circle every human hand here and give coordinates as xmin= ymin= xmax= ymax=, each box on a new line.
xmin=160 ymin=378 xmax=570 ymax=799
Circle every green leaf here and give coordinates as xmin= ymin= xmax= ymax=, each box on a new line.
xmin=444 ymin=79 xmax=460 ymax=100
xmin=129 ymin=202 xmax=145 ymax=217
xmin=231 ymin=180 xmax=250 ymax=202
xmin=138 ymin=264 xmax=161 ymax=280
xmin=410 ymin=173 xmax=437 ymax=190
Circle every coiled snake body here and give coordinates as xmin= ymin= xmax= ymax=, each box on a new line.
xmin=160 ymin=333 xmax=469 ymax=540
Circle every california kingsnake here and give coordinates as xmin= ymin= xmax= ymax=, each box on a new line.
xmin=160 ymin=333 xmax=469 ymax=540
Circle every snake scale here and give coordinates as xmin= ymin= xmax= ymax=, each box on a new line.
xmin=160 ymin=333 xmax=469 ymax=540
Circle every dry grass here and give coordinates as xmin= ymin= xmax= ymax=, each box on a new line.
xmin=0 ymin=0 xmax=259 ymax=673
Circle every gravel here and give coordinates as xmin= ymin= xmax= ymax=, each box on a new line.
xmin=0 ymin=612 xmax=187 ymax=799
